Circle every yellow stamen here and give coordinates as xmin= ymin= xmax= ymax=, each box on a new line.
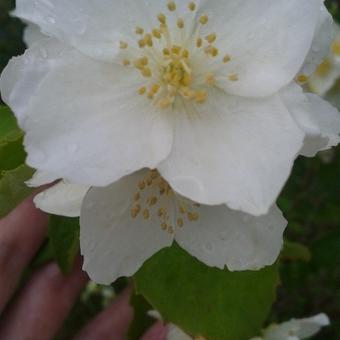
xmin=143 ymin=209 xmax=150 ymax=220
xmin=228 ymin=73 xmax=239 ymax=81
xmin=167 ymin=1 xmax=176 ymax=11
xmin=138 ymin=87 xmax=146 ymax=95
xmin=152 ymin=28 xmax=162 ymax=39
xmin=149 ymin=197 xmax=158 ymax=206
xmin=141 ymin=68 xmax=152 ymax=78
xmin=119 ymin=41 xmax=128 ymax=49
xmin=157 ymin=13 xmax=167 ymax=24
xmin=187 ymin=212 xmax=199 ymax=221
xmin=205 ymin=73 xmax=215 ymax=86
xmin=223 ymin=54 xmax=231 ymax=63
xmin=159 ymin=97 xmax=172 ymax=109
xmin=199 ymin=15 xmax=208 ymax=25
xmin=144 ymin=34 xmax=153 ymax=47
xmin=138 ymin=181 xmax=146 ymax=190
xmin=188 ymin=2 xmax=196 ymax=11
xmin=135 ymin=26 xmax=144 ymax=35
xmin=296 ymin=74 xmax=308 ymax=84
xmin=195 ymin=90 xmax=207 ymax=104
xmin=130 ymin=204 xmax=141 ymax=218
xmin=177 ymin=19 xmax=185 ymax=29
xmin=331 ymin=41 xmax=340 ymax=56
xmin=205 ymin=33 xmax=217 ymax=44
xmin=138 ymin=39 xmax=146 ymax=48
xmin=151 ymin=84 xmax=160 ymax=93
xmin=122 ymin=59 xmax=130 ymax=66
xmin=177 ymin=218 xmax=184 ymax=227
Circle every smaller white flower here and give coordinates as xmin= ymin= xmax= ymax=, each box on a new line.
xmin=79 ymin=169 xmax=286 ymax=284
xmin=252 ymin=313 xmax=330 ymax=340
xmin=27 ymin=170 xmax=287 ymax=284
xmin=29 ymin=169 xmax=286 ymax=283
xmin=308 ymin=25 xmax=340 ymax=96
xmin=150 ymin=311 xmax=329 ymax=340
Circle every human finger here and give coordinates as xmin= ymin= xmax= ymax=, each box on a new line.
xmin=0 ymin=258 xmax=87 ymax=340
xmin=0 ymin=193 xmax=48 ymax=313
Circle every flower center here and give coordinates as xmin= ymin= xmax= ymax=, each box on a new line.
xmin=331 ymin=40 xmax=340 ymax=57
xmin=130 ymin=170 xmax=201 ymax=234
xmin=119 ymin=1 xmax=239 ymax=111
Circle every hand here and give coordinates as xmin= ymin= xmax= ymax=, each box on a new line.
xmin=0 ymin=194 xmax=166 ymax=340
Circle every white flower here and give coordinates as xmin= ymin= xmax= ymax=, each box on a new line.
xmin=27 ymin=168 xmax=286 ymax=282
xmin=308 ymin=25 xmax=340 ymax=96
xmin=23 ymin=23 xmax=45 ymax=47
xmin=252 ymin=313 xmax=330 ymax=340
xmin=1 ymin=0 xmax=340 ymax=217
xmin=150 ymin=311 xmax=330 ymax=340
xmin=80 ymin=169 xmax=286 ymax=284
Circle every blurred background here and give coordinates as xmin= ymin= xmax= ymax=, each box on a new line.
xmin=0 ymin=0 xmax=339 ymax=339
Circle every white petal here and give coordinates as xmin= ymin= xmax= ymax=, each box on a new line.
xmin=26 ymin=170 xmax=59 ymax=187
xmin=281 ymin=84 xmax=340 ymax=157
xmin=0 ymin=38 xmax=55 ymax=123
xmin=34 ymin=181 xmax=89 ymax=217
xmin=0 ymin=38 xmax=173 ymax=187
xmin=167 ymin=325 xmax=192 ymax=340
xmin=175 ymin=205 xmax=286 ymax=271
xmin=80 ymin=172 xmax=174 ymax=284
xmin=300 ymin=4 xmax=334 ymax=77
xmin=23 ymin=23 xmax=45 ymax=47
xmin=200 ymin=0 xmax=322 ymax=97
xmin=307 ymin=25 xmax=340 ymax=95
xmin=13 ymin=0 xmax=186 ymax=61
xmin=159 ymin=90 xmax=304 ymax=216
xmin=308 ymin=61 xmax=340 ymax=96
xmin=263 ymin=314 xmax=330 ymax=340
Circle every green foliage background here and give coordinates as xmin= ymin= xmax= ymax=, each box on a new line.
xmin=0 ymin=0 xmax=339 ymax=339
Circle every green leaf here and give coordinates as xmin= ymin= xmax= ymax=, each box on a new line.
xmin=48 ymin=215 xmax=80 ymax=274
xmin=134 ymin=244 xmax=279 ymax=340
xmin=0 ymin=106 xmax=22 ymax=142
xmin=311 ymin=230 xmax=340 ymax=270
xmin=0 ymin=164 xmax=34 ymax=218
xmin=0 ymin=106 xmax=26 ymax=175
xmin=128 ymin=293 xmax=154 ymax=340
xmin=281 ymin=241 xmax=311 ymax=262
xmin=0 ymin=137 xmax=26 ymax=173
